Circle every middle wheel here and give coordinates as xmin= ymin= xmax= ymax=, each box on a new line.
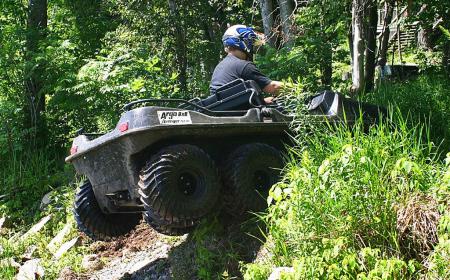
xmin=223 ymin=143 xmax=283 ymax=216
xmin=138 ymin=144 xmax=221 ymax=232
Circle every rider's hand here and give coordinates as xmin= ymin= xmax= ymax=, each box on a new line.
xmin=264 ymin=97 xmax=274 ymax=104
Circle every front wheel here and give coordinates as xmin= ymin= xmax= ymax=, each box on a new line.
xmin=138 ymin=144 xmax=221 ymax=234
xmin=73 ymin=181 xmax=141 ymax=240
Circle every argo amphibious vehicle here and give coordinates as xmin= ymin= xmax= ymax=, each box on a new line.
xmin=66 ymin=79 xmax=384 ymax=240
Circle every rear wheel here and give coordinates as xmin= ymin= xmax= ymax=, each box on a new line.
xmin=138 ymin=144 xmax=221 ymax=234
xmin=73 ymin=181 xmax=140 ymax=240
xmin=223 ymin=143 xmax=283 ymax=216
xmin=143 ymin=210 xmax=195 ymax=236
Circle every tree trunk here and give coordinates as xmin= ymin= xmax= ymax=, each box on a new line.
xmin=348 ymin=23 xmax=354 ymax=63
xmin=443 ymin=39 xmax=450 ymax=73
xmin=202 ymin=22 xmax=220 ymax=77
xmin=351 ymin=0 xmax=365 ymax=95
xmin=260 ymin=0 xmax=276 ymax=47
xmin=364 ymin=0 xmax=378 ymax=92
xmin=320 ymin=10 xmax=333 ymax=89
xmin=168 ymin=0 xmax=187 ymax=92
xmin=320 ymin=43 xmax=333 ymax=89
xmin=378 ymin=0 xmax=394 ymax=67
xmin=25 ymin=0 xmax=47 ymax=146
xmin=418 ymin=27 xmax=434 ymax=50
xmin=278 ymin=0 xmax=294 ymax=47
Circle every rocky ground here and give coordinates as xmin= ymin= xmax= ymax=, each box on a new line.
xmin=6 ymin=204 xmax=267 ymax=280
xmin=58 ymin=222 xmax=199 ymax=280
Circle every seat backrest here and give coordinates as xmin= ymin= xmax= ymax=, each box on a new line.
xmin=184 ymin=79 xmax=265 ymax=112
xmin=215 ymin=79 xmax=248 ymax=100
xmin=210 ymin=79 xmax=265 ymax=110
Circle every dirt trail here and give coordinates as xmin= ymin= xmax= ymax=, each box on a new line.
xmin=60 ymin=222 xmax=194 ymax=280
xmin=58 ymin=215 xmax=265 ymax=280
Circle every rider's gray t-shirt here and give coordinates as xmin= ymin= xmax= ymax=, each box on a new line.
xmin=209 ymin=54 xmax=272 ymax=94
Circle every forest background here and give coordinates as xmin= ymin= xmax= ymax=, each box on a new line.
xmin=0 ymin=0 xmax=449 ymax=279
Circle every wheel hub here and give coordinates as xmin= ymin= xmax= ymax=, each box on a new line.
xmin=178 ymin=172 xmax=197 ymax=196
xmin=253 ymin=170 xmax=271 ymax=191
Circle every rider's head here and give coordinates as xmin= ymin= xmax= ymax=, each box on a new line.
xmin=222 ymin=25 xmax=257 ymax=60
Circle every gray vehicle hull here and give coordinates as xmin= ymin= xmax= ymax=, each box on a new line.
xmin=66 ymin=106 xmax=293 ymax=213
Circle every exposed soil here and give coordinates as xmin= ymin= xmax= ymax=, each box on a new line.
xmin=89 ymin=222 xmax=161 ymax=259
xmin=66 ymin=221 xmax=189 ymax=280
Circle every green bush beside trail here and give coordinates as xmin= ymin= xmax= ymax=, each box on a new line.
xmin=243 ymin=113 xmax=449 ymax=279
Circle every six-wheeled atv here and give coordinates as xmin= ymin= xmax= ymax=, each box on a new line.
xmin=66 ymin=79 xmax=384 ymax=240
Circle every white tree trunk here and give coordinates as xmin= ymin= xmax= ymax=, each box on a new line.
xmin=259 ymin=0 xmax=276 ymax=47
xmin=351 ymin=0 xmax=365 ymax=94
xmin=278 ymin=0 xmax=294 ymax=47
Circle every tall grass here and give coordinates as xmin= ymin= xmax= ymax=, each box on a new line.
xmin=0 ymin=149 xmax=70 ymax=225
xmin=368 ymin=71 xmax=450 ymax=152
xmin=243 ymin=113 xmax=449 ymax=279
xmin=0 ymin=148 xmax=86 ymax=280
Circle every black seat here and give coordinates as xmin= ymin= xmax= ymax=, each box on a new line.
xmin=197 ymin=79 xmax=265 ymax=111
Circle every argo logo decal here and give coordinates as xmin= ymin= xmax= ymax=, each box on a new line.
xmin=157 ymin=111 xmax=192 ymax=125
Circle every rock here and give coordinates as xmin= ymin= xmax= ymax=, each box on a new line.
xmin=47 ymin=223 xmax=72 ymax=253
xmin=57 ymin=267 xmax=77 ymax=280
xmin=0 ymin=216 xmax=5 ymax=230
xmin=268 ymin=267 xmax=295 ymax=280
xmin=128 ymin=256 xmax=155 ymax=274
xmin=54 ymin=237 xmax=80 ymax=259
xmin=81 ymin=254 xmax=103 ymax=271
xmin=16 ymin=259 xmax=44 ymax=280
xmin=0 ymin=257 xmax=21 ymax=268
xmin=39 ymin=192 xmax=53 ymax=211
xmin=22 ymin=245 xmax=37 ymax=261
xmin=21 ymin=215 xmax=52 ymax=241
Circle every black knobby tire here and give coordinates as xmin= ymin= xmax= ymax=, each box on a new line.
xmin=223 ymin=143 xmax=283 ymax=215
xmin=143 ymin=211 xmax=195 ymax=236
xmin=73 ymin=181 xmax=141 ymax=240
xmin=138 ymin=144 xmax=221 ymax=232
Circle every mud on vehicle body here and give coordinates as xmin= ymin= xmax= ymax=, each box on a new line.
xmin=66 ymin=79 xmax=385 ymax=240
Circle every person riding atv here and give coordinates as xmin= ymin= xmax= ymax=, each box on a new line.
xmin=210 ymin=25 xmax=283 ymax=104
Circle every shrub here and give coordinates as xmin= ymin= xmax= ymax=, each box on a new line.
xmin=246 ymin=112 xmax=449 ymax=278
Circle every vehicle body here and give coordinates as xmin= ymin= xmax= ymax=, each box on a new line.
xmin=66 ymin=79 xmax=384 ymax=239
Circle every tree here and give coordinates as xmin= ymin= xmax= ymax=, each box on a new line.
xmin=364 ymin=0 xmax=378 ymax=92
xmin=378 ymin=0 xmax=394 ymax=67
xmin=260 ymin=0 xmax=277 ymax=47
xmin=25 ymin=0 xmax=47 ymax=146
xmin=278 ymin=0 xmax=295 ymax=47
xmin=168 ymin=0 xmax=188 ymax=92
xmin=351 ymin=0 xmax=365 ymax=94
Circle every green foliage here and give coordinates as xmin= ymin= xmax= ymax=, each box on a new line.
xmin=242 ymin=263 xmax=271 ymax=280
xmin=0 ymin=150 xmax=72 ymax=225
xmin=369 ymin=71 xmax=450 ymax=152
xmin=64 ymin=47 xmax=179 ymax=132
xmin=0 ymin=181 xmax=90 ymax=280
xmin=244 ymin=97 xmax=449 ymax=278
xmin=256 ymin=0 xmax=348 ymax=91
xmin=425 ymin=157 xmax=450 ymax=279
xmin=1 ymin=0 xmax=450 ymax=279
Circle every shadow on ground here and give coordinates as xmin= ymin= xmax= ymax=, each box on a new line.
xmin=120 ymin=213 xmax=267 ymax=280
